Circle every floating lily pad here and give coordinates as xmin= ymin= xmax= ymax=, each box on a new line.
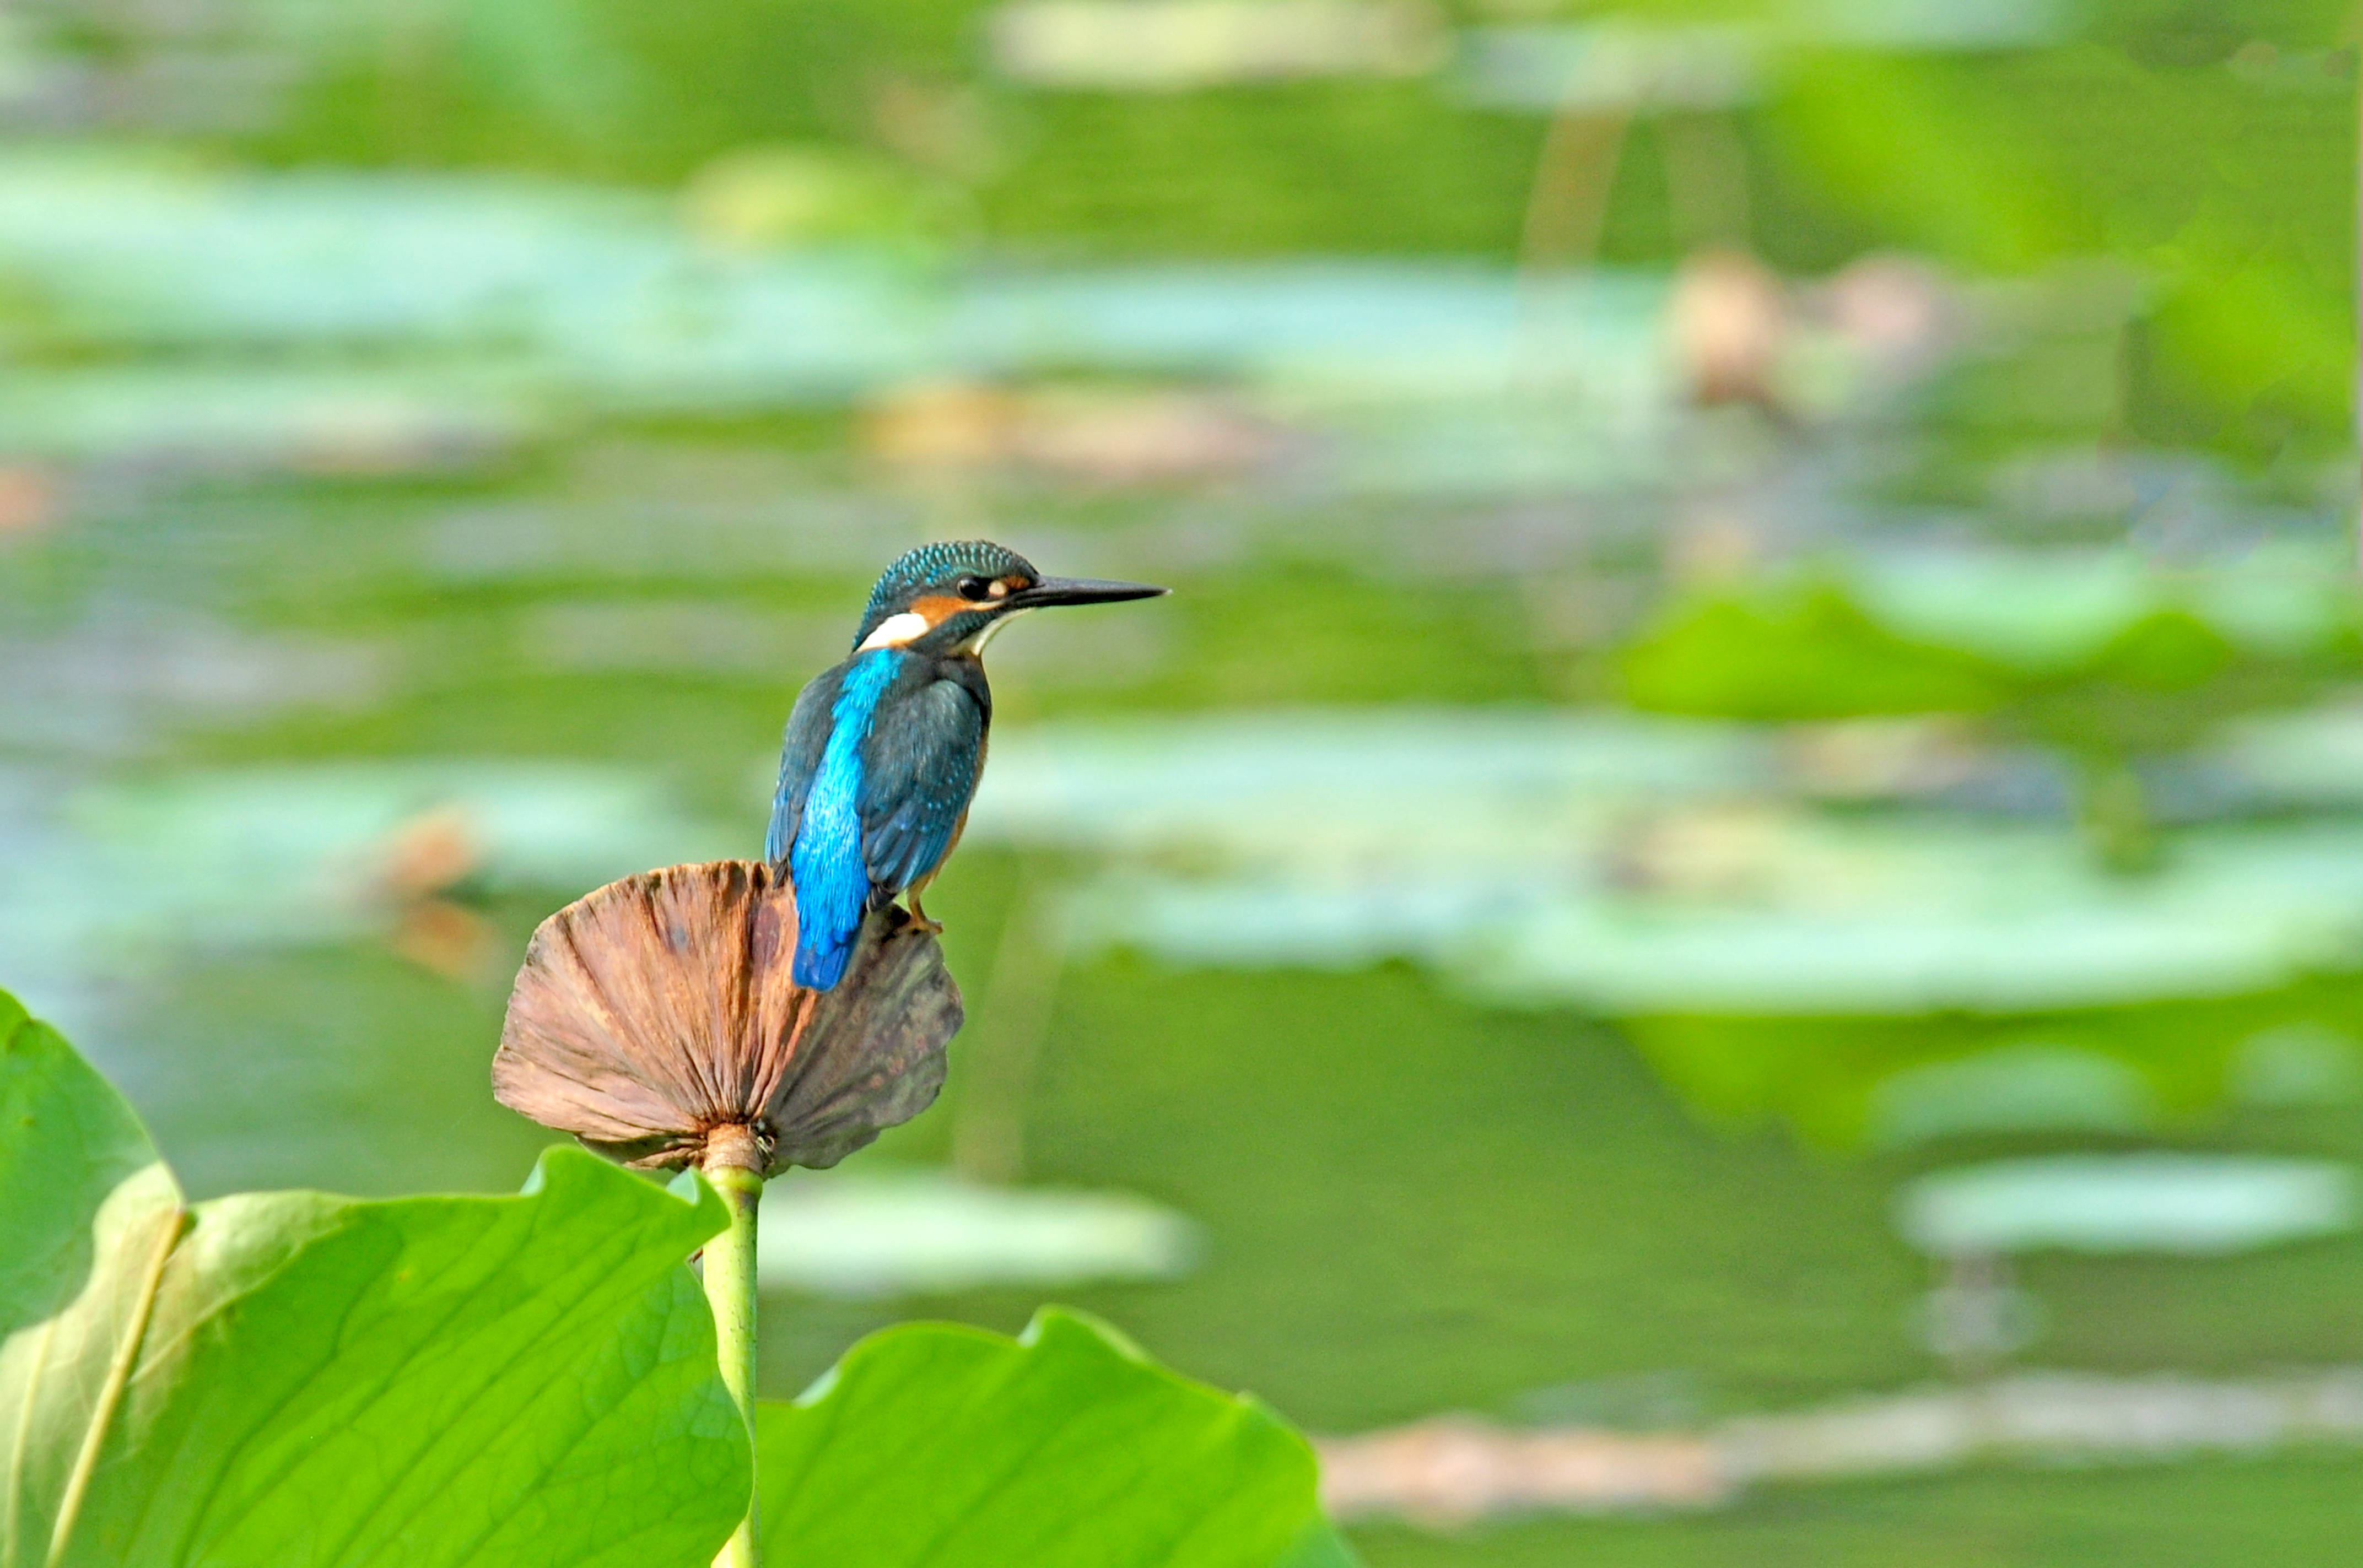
xmin=1072 ymin=817 xmax=2363 ymax=1016
xmin=969 ymin=707 xmax=1773 ymax=866
xmin=1869 ymin=1044 xmax=2156 ymax=1145
xmin=1895 ymin=1155 xmax=2361 ymax=1257
xmin=757 ymin=1171 xmax=1200 ymax=1297
xmin=0 ymin=761 xmax=731 ymax=974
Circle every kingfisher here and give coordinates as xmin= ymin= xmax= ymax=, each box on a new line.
xmin=767 ymin=540 xmax=1165 ymax=990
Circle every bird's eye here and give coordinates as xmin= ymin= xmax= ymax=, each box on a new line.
xmin=956 ymin=576 xmax=991 ymax=601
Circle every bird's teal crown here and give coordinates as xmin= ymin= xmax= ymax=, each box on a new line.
xmin=854 ymin=540 xmax=1036 ymax=647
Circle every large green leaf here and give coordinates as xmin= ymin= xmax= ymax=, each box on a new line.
xmin=757 ymin=1308 xmax=1347 ymax=1568
xmin=0 ymin=994 xmax=161 ymax=1343
xmin=0 ymin=989 xmax=750 ymax=1568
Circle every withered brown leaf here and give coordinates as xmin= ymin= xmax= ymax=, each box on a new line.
xmin=494 ymin=861 xmax=963 ymax=1176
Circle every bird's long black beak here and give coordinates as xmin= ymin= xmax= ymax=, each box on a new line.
xmin=1011 ymin=576 xmax=1169 ymax=609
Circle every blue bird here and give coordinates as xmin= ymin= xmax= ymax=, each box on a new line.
xmin=767 ymin=540 xmax=1166 ymax=990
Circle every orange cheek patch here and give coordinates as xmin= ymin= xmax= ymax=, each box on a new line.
xmin=910 ymin=594 xmax=969 ymax=628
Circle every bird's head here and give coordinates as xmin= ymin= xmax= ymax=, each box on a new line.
xmin=850 ymin=540 xmax=1166 ymax=657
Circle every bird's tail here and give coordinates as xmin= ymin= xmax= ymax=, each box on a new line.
xmin=788 ymin=855 xmax=866 ymax=992
xmin=792 ymin=919 xmax=854 ymax=991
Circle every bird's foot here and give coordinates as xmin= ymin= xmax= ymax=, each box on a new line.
xmin=900 ymin=901 xmax=945 ymax=937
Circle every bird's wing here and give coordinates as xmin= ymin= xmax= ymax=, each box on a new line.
xmin=857 ymin=672 xmax=988 ymax=898
xmin=765 ymin=667 xmax=843 ymax=867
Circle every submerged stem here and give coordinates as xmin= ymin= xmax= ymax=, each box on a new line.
xmin=703 ymin=1131 xmax=765 ymax=1568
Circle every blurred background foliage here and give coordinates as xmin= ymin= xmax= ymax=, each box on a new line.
xmin=17 ymin=0 xmax=2351 ymax=456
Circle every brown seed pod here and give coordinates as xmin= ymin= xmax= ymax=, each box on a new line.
xmin=493 ymin=860 xmax=963 ymax=1177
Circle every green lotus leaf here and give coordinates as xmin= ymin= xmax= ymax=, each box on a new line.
xmin=0 ymin=988 xmax=749 ymax=1568
xmin=758 ymin=1307 xmax=1348 ymax=1568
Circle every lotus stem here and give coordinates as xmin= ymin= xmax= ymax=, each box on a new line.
xmin=704 ymin=1127 xmax=765 ymax=1568
xmin=494 ymin=865 xmax=965 ymax=1566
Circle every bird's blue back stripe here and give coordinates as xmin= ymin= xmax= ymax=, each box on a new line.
xmin=791 ymin=651 xmax=899 ymax=988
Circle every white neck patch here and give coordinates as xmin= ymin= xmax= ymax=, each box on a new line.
xmin=856 ymin=610 xmax=932 ymax=652
xmin=963 ymin=607 xmax=1030 ymax=653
